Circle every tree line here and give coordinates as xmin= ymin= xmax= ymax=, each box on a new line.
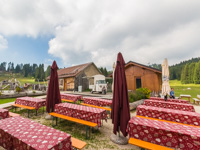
xmin=181 ymin=60 xmax=200 ymax=84
xmin=0 ymin=62 xmax=51 ymax=81
xmin=149 ymin=58 xmax=200 ymax=84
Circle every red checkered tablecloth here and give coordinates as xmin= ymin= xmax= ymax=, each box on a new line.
xmin=127 ymin=116 xmax=200 ymax=149
xmin=150 ymin=97 xmax=188 ymax=104
xmin=83 ymin=97 xmax=112 ymax=107
xmin=54 ymin=103 xmax=107 ymax=127
xmin=0 ymin=108 xmax=9 ymax=119
xmin=61 ymin=94 xmax=82 ymax=102
xmin=137 ymin=105 xmax=200 ymax=126
xmin=143 ymin=100 xmax=195 ymax=112
xmin=15 ymin=97 xmax=46 ymax=110
xmin=0 ymin=116 xmax=72 ymax=150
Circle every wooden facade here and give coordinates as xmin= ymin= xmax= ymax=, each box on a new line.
xmin=125 ymin=61 xmax=162 ymax=93
xmin=56 ymin=62 xmax=101 ymax=91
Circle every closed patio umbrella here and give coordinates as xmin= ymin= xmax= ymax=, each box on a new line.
xmin=111 ymin=52 xmax=130 ymax=139
xmin=162 ymin=58 xmax=171 ymax=99
xmin=46 ymin=60 xmax=61 ymax=113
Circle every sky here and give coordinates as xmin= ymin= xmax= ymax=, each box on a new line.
xmin=0 ymin=0 xmax=200 ymax=70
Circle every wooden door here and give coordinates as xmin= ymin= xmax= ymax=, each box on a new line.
xmin=64 ymin=79 xmax=67 ymax=91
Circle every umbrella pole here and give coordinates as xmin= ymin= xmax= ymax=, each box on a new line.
xmin=118 ymin=126 xmax=120 ymax=137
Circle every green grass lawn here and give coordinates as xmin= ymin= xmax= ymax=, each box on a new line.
xmin=0 ymin=98 xmax=16 ymax=104
xmin=170 ymin=80 xmax=200 ymax=102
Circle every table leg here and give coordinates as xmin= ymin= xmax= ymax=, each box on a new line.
xmin=89 ymin=127 xmax=91 ymax=138
xmin=28 ymin=110 xmax=30 ymax=118
xmin=92 ymin=128 xmax=94 ymax=133
xmin=189 ymin=97 xmax=191 ymax=103
xmin=52 ymin=116 xmax=54 ymax=126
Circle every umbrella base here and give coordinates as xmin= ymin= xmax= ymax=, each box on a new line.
xmin=110 ymin=133 xmax=128 ymax=145
xmin=45 ymin=114 xmax=53 ymax=120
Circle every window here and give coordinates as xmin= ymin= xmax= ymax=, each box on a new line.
xmin=97 ymin=80 xmax=106 ymax=84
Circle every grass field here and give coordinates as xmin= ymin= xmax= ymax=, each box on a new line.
xmin=0 ymin=73 xmax=46 ymax=86
xmin=0 ymin=98 xmax=16 ymax=104
xmin=170 ymin=80 xmax=200 ymax=102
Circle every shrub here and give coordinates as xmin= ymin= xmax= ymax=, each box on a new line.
xmin=15 ymin=86 xmax=22 ymax=93
xmin=32 ymin=90 xmax=36 ymax=94
xmin=128 ymin=88 xmax=151 ymax=103
xmin=136 ymin=88 xmax=151 ymax=99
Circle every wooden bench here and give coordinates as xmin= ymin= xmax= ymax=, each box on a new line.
xmin=193 ymin=98 xmax=200 ymax=105
xmin=49 ymin=112 xmax=97 ymax=139
xmin=11 ymin=104 xmax=35 ymax=118
xmin=61 ymin=99 xmax=75 ymax=103
xmin=71 ymin=137 xmax=87 ymax=150
xmin=9 ymin=112 xmax=20 ymax=117
xmin=129 ymin=138 xmax=173 ymax=150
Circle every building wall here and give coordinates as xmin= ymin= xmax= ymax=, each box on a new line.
xmin=62 ymin=77 xmax=75 ymax=91
xmin=125 ymin=65 xmax=161 ymax=92
xmin=74 ymin=64 xmax=101 ymax=91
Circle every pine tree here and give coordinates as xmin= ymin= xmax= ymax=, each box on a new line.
xmin=188 ymin=63 xmax=195 ymax=83
xmin=194 ymin=61 xmax=200 ymax=84
xmin=45 ymin=65 xmax=51 ymax=78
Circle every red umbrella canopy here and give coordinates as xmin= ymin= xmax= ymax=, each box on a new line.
xmin=46 ymin=60 xmax=61 ymax=113
xmin=111 ymin=52 xmax=130 ymax=137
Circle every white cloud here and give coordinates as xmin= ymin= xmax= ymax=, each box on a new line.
xmin=0 ymin=35 xmax=8 ymax=50
xmin=1 ymin=0 xmax=200 ymax=68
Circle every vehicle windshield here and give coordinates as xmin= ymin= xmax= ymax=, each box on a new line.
xmin=97 ymin=80 xmax=106 ymax=84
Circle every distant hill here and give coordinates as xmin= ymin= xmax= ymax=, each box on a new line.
xmin=169 ymin=57 xmax=200 ymax=80
xmin=149 ymin=57 xmax=200 ymax=80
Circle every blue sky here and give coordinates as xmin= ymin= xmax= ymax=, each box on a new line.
xmin=0 ymin=0 xmax=200 ymax=70
xmin=0 ymin=35 xmax=62 ymax=70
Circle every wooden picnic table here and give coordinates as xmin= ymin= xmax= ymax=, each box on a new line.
xmin=0 ymin=116 xmax=72 ymax=150
xmin=54 ymin=103 xmax=107 ymax=127
xmin=144 ymin=99 xmax=195 ymax=112
xmin=15 ymin=96 xmax=46 ymax=110
xmin=127 ymin=116 xmax=200 ymax=150
xmin=180 ymin=94 xmax=191 ymax=103
xmin=150 ymin=97 xmax=188 ymax=104
xmin=60 ymin=94 xmax=82 ymax=103
xmin=82 ymin=97 xmax=112 ymax=107
xmin=0 ymin=108 xmax=9 ymax=119
xmin=137 ymin=105 xmax=200 ymax=126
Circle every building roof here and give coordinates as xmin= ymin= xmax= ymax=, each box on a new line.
xmin=47 ymin=62 xmax=99 ymax=79
xmin=109 ymin=61 xmax=162 ymax=77
xmin=126 ymin=61 xmax=162 ymax=73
